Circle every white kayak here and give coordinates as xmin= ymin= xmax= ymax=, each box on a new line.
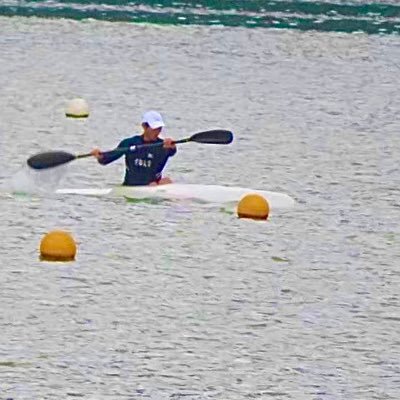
xmin=56 ymin=183 xmax=295 ymax=209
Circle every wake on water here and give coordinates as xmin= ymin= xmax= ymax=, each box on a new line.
xmin=2 ymin=164 xmax=68 ymax=196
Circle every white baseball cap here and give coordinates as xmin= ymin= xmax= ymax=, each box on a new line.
xmin=142 ymin=110 xmax=165 ymax=129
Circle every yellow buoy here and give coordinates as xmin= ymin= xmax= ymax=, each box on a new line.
xmin=237 ymin=193 xmax=270 ymax=220
xmin=40 ymin=230 xmax=77 ymax=261
xmin=65 ymin=98 xmax=89 ymax=118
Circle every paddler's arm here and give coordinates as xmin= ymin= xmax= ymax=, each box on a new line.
xmin=91 ymin=139 xmax=128 ymax=165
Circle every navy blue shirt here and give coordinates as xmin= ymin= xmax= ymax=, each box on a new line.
xmin=99 ymin=135 xmax=177 ymax=186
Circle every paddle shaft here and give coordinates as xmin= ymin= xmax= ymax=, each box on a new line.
xmin=30 ymin=138 xmax=192 ymax=166
xmin=27 ymin=130 xmax=233 ymax=170
xmin=98 ymin=138 xmax=190 ymax=159
xmin=76 ymin=152 xmax=93 ymax=159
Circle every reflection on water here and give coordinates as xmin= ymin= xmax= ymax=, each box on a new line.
xmin=0 ymin=0 xmax=398 ymax=35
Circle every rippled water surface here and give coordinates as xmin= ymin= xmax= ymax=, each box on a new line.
xmin=0 ymin=15 xmax=399 ymax=400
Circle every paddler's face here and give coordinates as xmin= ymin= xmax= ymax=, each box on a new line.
xmin=142 ymin=123 xmax=162 ymax=141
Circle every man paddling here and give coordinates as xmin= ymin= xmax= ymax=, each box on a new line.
xmin=91 ymin=110 xmax=176 ymax=186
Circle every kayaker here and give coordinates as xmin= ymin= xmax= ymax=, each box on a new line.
xmin=91 ymin=110 xmax=176 ymax=186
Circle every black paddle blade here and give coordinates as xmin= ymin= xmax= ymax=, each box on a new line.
xmin=189 ymin=130 xmax=233 ymax=144
xmin=27 ymin=151 xmax=77 ymax=170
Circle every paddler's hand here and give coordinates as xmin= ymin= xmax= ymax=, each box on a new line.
xmin=163 ymin=138 xmax=176 ymax=150
xmin=90 ymin=148 xmax=103 ymax=161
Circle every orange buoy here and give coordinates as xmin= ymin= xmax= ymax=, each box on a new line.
xmin=237 ymin=193 xmax=269 ymax=220
xmin=40 ymin=230 xmax=77 ymax=261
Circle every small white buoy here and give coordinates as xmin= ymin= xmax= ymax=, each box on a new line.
xmin=65 ymin=98 xmax=89 ymax=118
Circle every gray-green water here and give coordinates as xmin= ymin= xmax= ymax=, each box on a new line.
xmin=0 ymin=14 xmax=400 ymax=400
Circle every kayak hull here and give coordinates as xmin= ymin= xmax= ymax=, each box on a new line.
xmin=56 ymin=183 xmax=295 ymax=209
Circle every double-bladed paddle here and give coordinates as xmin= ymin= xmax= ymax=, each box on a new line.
xmin=27 ymin=129 xmax=233 ymax=170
